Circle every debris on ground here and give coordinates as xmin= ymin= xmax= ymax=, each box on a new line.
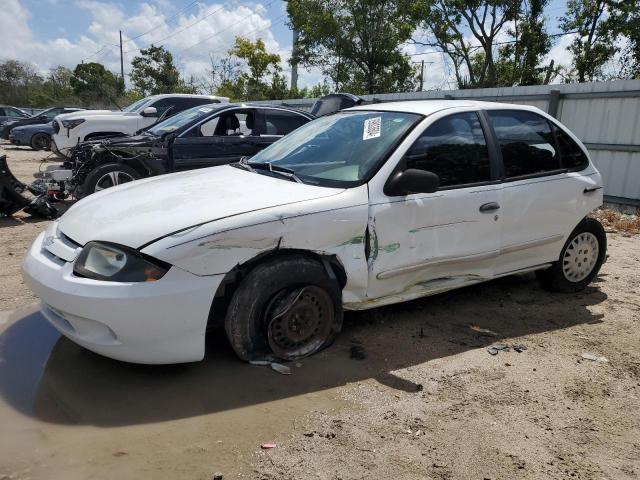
xmin=487 ymin=343 xmax=528 ymax=355
xmin=260 ymin=443 xmax=277 ymax=449
xmin=270 ymin=362 xmax=291 ymax=375
xmin=212 ymin=473 xmax=223 ymax=480
xmin=581 ymin=352 xmax=609 ymax=363
xmin=470 ymin=325 xmax=499 ymax=337
xmin=249 ymin=359 xmax=292 ymax=375
xmin=589 ymin=208 xmax=640 ymax=235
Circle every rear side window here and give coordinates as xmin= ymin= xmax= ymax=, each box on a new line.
xmin=262 ymin=110 xmax=309 ymax=136
xmin=405 ymin=112 xmax=491 ymax=188
xmin=6 ymin=108 xmax=26 ymax=118
xmin=488 ymin=110 xmax=561 ymax=178
xmin=551 ymin=123 xmax=588 ymax=169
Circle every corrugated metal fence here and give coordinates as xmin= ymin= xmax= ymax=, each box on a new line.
xmin=254 ymin=80 xmax=640 ymax=206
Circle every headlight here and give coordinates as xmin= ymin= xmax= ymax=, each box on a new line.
xmin=61 ymin=118 xmax=85 ymax=129
xmin=73 ymin=241 xmax=170 ymax=282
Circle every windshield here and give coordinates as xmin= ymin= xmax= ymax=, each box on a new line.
xmin=147 ymin=105 xmax=217 ymax=135
xmin=248 ymin=111 xmax=420 ymax=187
xmin=123 ymin=97 xmax=153 ymax=112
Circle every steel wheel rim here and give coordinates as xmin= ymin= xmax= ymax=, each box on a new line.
xmin=34 ymin=134 xmax=50 ymax=150
xmin=94 ymin=171 xmax=135 ymax=192
xmin=266 ymin=285 xmax=334 ymax=359
xmin=562 ymin=232 xmax=599 ymax=282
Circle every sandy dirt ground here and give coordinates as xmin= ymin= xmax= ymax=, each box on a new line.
xmin=0 ymin=141 xmax=639 ymax=480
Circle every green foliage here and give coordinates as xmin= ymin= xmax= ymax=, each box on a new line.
xmin=130 ymin=45 xmax=189 ymax=96
xmin=559 ymin=0 xmax=618 ymax=82
xmin=0 ymin=60 xmax=43 ymax=106
xmin=287 ymin=0 xmax=419 ymax=94
xmin=70 ymin=62 xmax=121 ymax=105
xmin=216 ymin=37 xmax=284 ymax=100
xmin=415 ymin=0 xmax=522 ymax=88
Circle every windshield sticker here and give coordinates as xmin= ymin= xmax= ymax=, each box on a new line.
xmin=198 ymin=107 xmax=213 ymax=113
xmin=363 ymin=116 xmax=381 ymax=140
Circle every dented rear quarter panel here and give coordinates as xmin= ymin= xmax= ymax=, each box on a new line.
xmin=142 ymin=185 xmax=371 ymax=305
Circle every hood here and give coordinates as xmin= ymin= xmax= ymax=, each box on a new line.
xmin=58 ymin=165 xmax=343 ymax=248
xmin=55 ymin=110 xmax=115 ymax=121
xmin=12 ymin=122 xmax=54 ymax=133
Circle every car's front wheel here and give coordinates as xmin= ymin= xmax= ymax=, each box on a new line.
xmin=536 ymin=217 xmax=607 ymax=292
xmin=31 ymin=133 xmax=51 ymax=151
xmin=225 ymin=254 xmax=343 ymax=361
xmin=81 ymin=163 xmax=141 ymax=197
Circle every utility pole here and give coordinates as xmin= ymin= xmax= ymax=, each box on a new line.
xmin=291 ymin=28 xmax=299 ymax=92
xmin=418 ymin=60 xmax=424 ymax=92
xmin=119 ymin=30 xmax=125 ymax=90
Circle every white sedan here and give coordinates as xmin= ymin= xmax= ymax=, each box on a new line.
xmin=22 ymin=100 xmax=606 ymax=364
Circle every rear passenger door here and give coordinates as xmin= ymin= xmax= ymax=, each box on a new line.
xmin=486 ymin=109 xmax=594 ymax=275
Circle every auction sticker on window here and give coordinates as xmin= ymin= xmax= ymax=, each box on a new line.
xmin=363 ymin=116 xmax=382 ymax=140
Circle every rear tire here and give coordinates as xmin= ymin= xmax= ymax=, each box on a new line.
xmin=536 ymin=217 xmax=606 ymax=292
xmin=81 ymin=163 xmax=141 ymax=197
xmin=224 ymin=254 xmax=343 ymax=362
xmin=31 ymin=133 xmax=51 ymax=151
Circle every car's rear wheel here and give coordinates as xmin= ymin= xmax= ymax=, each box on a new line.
xmin=82 ymin=163 xmax=141 ymax=196
xmin=31 ymin=133 xmax=51 ymax=151
xmin=224 ymin=254 xmax=343 ymax=361
xmin=536 ymin=217 xmax=606 ymax=292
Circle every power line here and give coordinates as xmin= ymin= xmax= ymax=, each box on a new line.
xmin=175 ymin=6 xmax=281 ymax=54
xmin=123 ymin=1 xmax=244 ymax=54
xmin=123 ymin=0 xmax=200 ymax=45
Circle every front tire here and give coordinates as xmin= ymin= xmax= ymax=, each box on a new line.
xmin=536 ymin=217 xmax=607 ymax=292
xmin=225 ymin=254 xmax=343 ymax=362
xmin=81 ymin=163 xmax=141 ymax=197
xmin=31 ymin=133 xmax=51 ymax=151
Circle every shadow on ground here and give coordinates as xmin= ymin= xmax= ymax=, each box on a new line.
xmin=0 ymin=273 xmax=607 ymax=427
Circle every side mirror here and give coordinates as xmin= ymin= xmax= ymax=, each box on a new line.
xmin=385 ymin=168 xmax=440 ymax=196
xmin=141 ymin=106 xmax=158 ymax=117
xmin=37 ymin=115 xmax=47 ymax=120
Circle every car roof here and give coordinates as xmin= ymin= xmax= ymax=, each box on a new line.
xmin=346 ymin=99 xmax=541 ymax=115
xmin=222 ymin=102 xmax=313 ymax=116
xmin=146 ymin=93 xmax=229 ymax=100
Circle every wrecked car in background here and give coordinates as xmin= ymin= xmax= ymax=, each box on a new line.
xmin=27 ymin=93 xmax=361 ymax=199
xmin=21 ymin=100 xmax=606 ymax=364
xmin=60 ymin=104 xmax=313 ymax=197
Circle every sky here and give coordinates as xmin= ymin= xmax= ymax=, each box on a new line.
xmin=2 ymin=0 xmax=575 ymax=92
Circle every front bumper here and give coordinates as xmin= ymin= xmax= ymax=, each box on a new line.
xmin=21 ymin=228 xmax=224 ymax=364
xmin=9 ymin=133 xmax=25 ymax=146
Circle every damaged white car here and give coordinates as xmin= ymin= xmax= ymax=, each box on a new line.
xmin=22 ymin=100 xmax=606 ymax=364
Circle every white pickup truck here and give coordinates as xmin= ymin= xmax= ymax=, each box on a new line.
xmin=51 ymin=93 xmax=228 ymax=157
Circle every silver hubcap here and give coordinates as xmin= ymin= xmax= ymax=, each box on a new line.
xmin=94 ymin=171 xmax=135 ymax=192
xmin=562 ymin=232 xmax=599 ymax=282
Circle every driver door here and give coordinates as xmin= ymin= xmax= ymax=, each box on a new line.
xmin=366 ymin=111 xmax=503 ymax=300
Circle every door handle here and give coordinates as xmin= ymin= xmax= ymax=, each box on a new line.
xmin=479 ymin=202 xmax=500 ymax=212
xmin=583 ymin=186 xmax=602 ymax=194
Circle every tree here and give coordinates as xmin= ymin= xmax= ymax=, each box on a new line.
xmin=0 ymin=60 xmax=43 ymax=106
xmin=228 ymin=37 xmax=283 ymax=100
xmin=414 ymin=0 xmax=520 ymax=88
xmin=287 ymin=0 xmax=419 ymax=94
xmin=70 ymin=62 xmax=120 ymax=105
xmin=559 ymin=0 xmax=618 ymax=82
xmin=130 ymin=45 xmax=184 ymax=95
xmin=498 ymin=0 xmax=552 ymax=85
xmin=608 ymin=0 xmax=640 ymax=79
